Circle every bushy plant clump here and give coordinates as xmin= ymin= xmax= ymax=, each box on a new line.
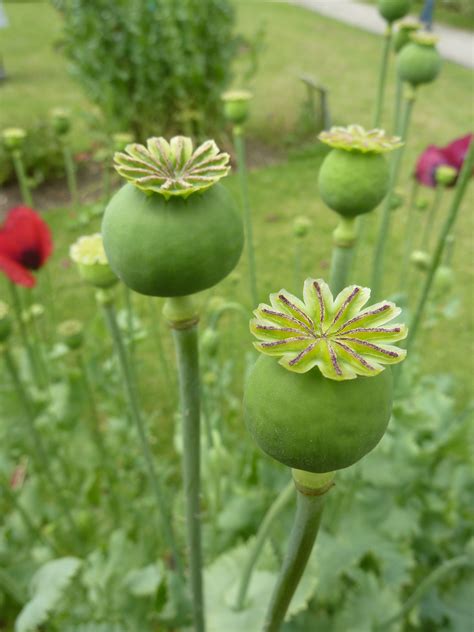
xmin=56 ymin=0 xmax=238 ymax=137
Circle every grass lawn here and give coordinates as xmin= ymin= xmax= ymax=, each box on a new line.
xmin=0 ymin=0 xmax=473 ymax=399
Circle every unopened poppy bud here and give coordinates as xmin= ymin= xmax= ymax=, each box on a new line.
xmin=29 ymin=303 xmax=45 ymax=321
xmin=70 ymin=233 xmax=118 ymax=289
xmin=58 ymin=319 xmax=84 ymax=350
xmin=112 ymin=132 xmax=134 ymax=153
xmin=433 ymin=265 xmax=454 ymax=294
xmin=221 ymin=90 xmax=253 ymax=126
xmin=2 ymin=127 xmax=26 ymax=151
xmin=201 ymin=328 xmax=220 ymax=357
xmin=435 ymin=165 xmax=457 ymax=187
xmin=293 ymin=216 xmax=312 ymax=238
xmin=411 ymin=249 xmax=431 ymax=270
xmin=51 ymin=108 xmax=71 ymax=136
xmin=378 ymin=0 xmax=412 ymax=24
xmin=0 ymin=302 xmax=12 ymax=342
xmin=415 ymin=198 xmax=429 ymax=211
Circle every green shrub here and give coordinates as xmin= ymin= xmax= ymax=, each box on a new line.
xmin=55 ymin=0 xmax=238 ymax=139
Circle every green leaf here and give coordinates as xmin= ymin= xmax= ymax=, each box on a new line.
xmin=123 ymin=563 xmax=163 ymax=598
xmin=15 ymin=557 xmax=82 ymax=632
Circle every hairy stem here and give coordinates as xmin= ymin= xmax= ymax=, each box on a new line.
xmin=329 ymin=217 xmax=357 ymax=295
xmin=100 ymin=296 xmax=182 ymax=573
xmin=234 ymin=128 xmax=258 ymax=306
xmin=165 ymin=296 xmax=205 ymax=632
xmin=373 ymin=25 xmax=393 ymax=128
xmin=263 ymin=471 xmax=333 ymax=632
xmin=11 ymin=150 xmax=33 ymax=206
xmin=62 ymin=141 xmax=78 ymax=206
xmin=392 ymin=75 xmax=403 ymax=135
xmin=378 ymin=555 xmax=473 ymax=629
xmin=8 ymin=282 xmax=41 ymax=386
xmin=235 ymin=480 xmax=294 ymax=611
xmin=371 ymin=90 xmax=415 ymax=300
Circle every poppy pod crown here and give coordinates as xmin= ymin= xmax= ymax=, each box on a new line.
xmin=0 ymin=206 xmax=52 ymax=288
xmin=244 ymin=279 xmax=407 ymax=473
xmin=102 ymin=136 xmax=244 ymax=297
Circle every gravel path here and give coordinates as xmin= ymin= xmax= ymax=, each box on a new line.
xmin=287 ymin=0 xmax=474 ymax=69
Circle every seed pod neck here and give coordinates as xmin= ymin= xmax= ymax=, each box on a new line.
xmin=292 ymin=469 xmax=335 ymax=496
xmin=163 ymin=296 xmax=199 ymax=330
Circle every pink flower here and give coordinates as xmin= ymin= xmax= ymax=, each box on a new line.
xmin=414 ymin=145 xmax=450 ymax=188
xmin=442 ymin=133 xmax=473 ymax=171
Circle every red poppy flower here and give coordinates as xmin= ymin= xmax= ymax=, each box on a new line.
xmin=442 ymin=133 xmax=473 ymax=171
xmin=414 ymin=145 xmax=450 ymax=188
xmin=0 ymin=206 xmax=53 ymax=287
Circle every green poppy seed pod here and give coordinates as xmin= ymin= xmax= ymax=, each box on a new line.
xmin=0 ymin=302 xmax=12 ymax=343
xmin=435 ymin=165 xmax=457 ymax=187
xmin=293 ymin=216 xmax=312 ymax=238
xmin=397 ymin=32 xmax=442 ymax=87
xmin=221 ymin=90 xmax=253 ymax=126
xmin=393 ymin=19 xmax=422 ymax=53
xmin=319 ymin=150 xmax=389 ymax=217
xmin=318 ymin=126 xmax=402 ymax=218
xmin=51 ymin=108 xmax=71 ymax=137
xmin=245 ymin=279 xmax=408 ymax=473
xmin=245 ymin=355 xmax=393 ymax=473
xmin=70 ymin=233 xmax=119 ymax=289
xmin=58 ymin=319 xmax=84 ymax=350
xmin=2 ymin=127 xmax=26 ymax=151
xmin=411 ymin=249 xmax=431 ymax=270
xmin=378 ymin=0 xmax=412 ymax=24
xmin=102 ymin=136 xmax=244 ymax=297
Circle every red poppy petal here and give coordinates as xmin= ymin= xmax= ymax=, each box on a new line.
xmin=0 ymin=253 xmax=36 ymax=287
xmin=414 ymin=145 xmax=448 ymax=188
xmin=442 ymin=134 xmax=473 ymax=172
xmin=0 ymin=206 xmax=53 ymax=267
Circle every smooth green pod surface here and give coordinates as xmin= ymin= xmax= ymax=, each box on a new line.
xmin=102 ymin=182 xmax=244 ymax=297
xmin=397 ymin=42 xmax=441 ymax=87
xmin=318 ymin=149 xmax=389 ymax=217
xmin=244 ymin=355 xmax=393 ymax=473
xmin=378 ymin=0 xmax=411 ymax=23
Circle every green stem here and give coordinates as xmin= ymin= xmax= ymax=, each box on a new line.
xmin=329 ymin=217 xmax=357 ymax=295
xmin=165 ymin=296 xmax=205 ymax=632
xmin=1 ymin=476 xmax=61 ymax=554
xmin=392 ymin=75 xmax=403 ymax=135
xmin=421 ymin=186 xmax=444 ymax=250
xmin=263 ymin=472 xmax=331 ymax=632
xmin=407 ymin=138 xmax=474 ymax=353
xmin=293 ymin=239 xmax=302 ymax=291
xmin=371 ymin=90 xmax=415 ymax=300
xmin=77 ymin=351 xmax=121 ymax=521
xmin=234 ymin=128 xmax=258 ymax=306
xmin=235 ymin=481 xmax=294 ymax=611
xmin=2 ymin=346 xmax=79 ymax=541
xmin=373 ymin=25 xmax=393 ymax=128
xmin=8 ymin=282 xmax=41 ymax=386
xmin=123 ymin=285 xmax=135 ymax=362
xmin=398 ymin=179 xmax=420 ymax=291
xmin=11 ymin=149 xmax=33 ymax=206
xmin=147 ymin=299 xmax=175 ymax=409
xmin=100 ymin=294 xmax=183 ymax=573
xmin=62 ymin=141 xmax=78 ymax=206
xmin=378 ymin=555 xmax=473 ymax=629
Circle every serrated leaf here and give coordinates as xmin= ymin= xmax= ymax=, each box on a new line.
xmin=15 ymin=557 xmax=82 ymax=632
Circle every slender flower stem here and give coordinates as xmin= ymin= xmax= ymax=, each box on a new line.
xmin=235 ymin=481 xmax=294 ymax=611
xmin=371 ymin=89 xmax=416 ymax=300
xmin=61 ymin=141 xmax=78 ymax=206
xmin=378 ymin=555 xmax=473 ymax=629
xmin=76 ymin=351 xmax=121 ymax=521
xmin=99 ymin=292 xmax=182 ymax=573
xmin=147 ymin=300 xmax=175 ymax=409
xmin=329 ymin=217 xmax=357 ymax=295
xmin=2 ymin=346 xmax=79 ymax=540
xmin=263 ymin=470 xmax=333 ymax=632
xmin=1 ymin=476 xmax=61 ymax=554
xmin=373 ymin=25 xmax=393 ymax=128
xmin=234 ymin=127 xmax=258 ymax=305
xmin=392 ymin=76 xmax=404 ymax=135
xmin=11 ymin=149 xmax=33 ymax=206
xmin=164 ymin=296 xmax=205 ymax=632
xmin=421 ymin=186 xmax=444 ymax=250
xmin=8 ymin=282 xmax=41 ymax=387
xmin=407 ymin=138 xmax=474 ymax=353
xmin=123 ymin=285 xmax=135 ymax=363
xmin=398 ymin=179 xmax=420 ymax=291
